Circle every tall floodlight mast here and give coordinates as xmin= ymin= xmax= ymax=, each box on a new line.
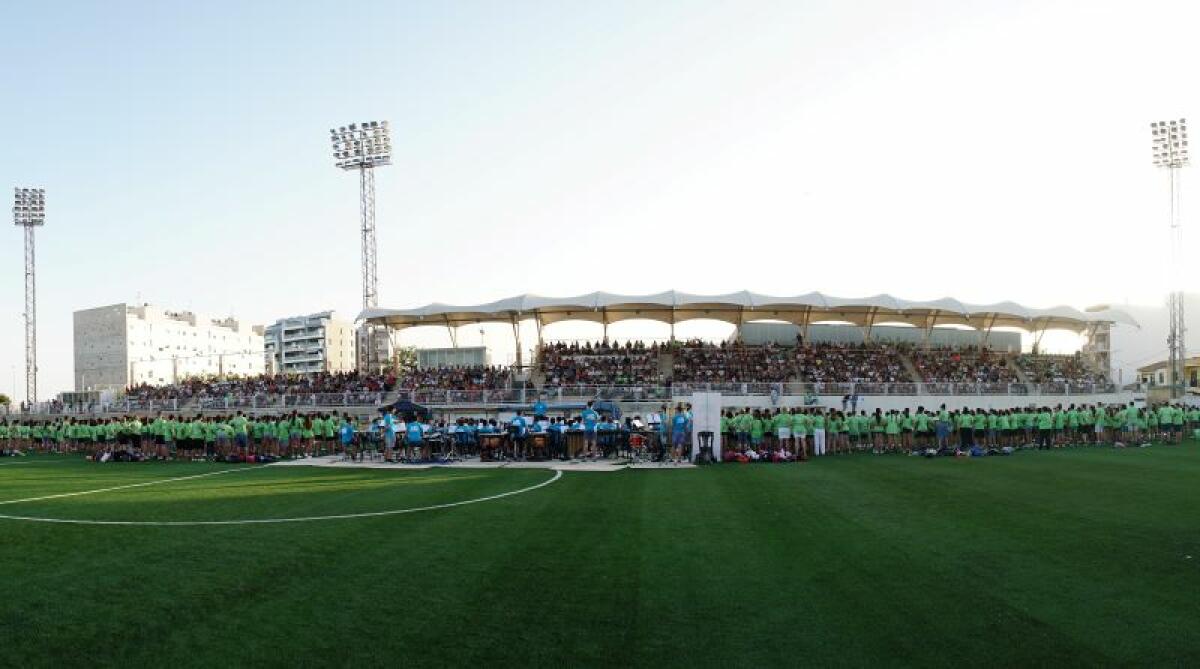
xmin=330 ymin=121 xmax=391 ymax=370
xmin=12 ymin=187 xmax=45 ymax=405
xmin=1151 ymin=119 xmax=1189 ymax=398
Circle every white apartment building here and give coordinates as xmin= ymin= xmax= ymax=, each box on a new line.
xmin=264 ymin=311 xmax=357 ymax=375
xmin=74 ymin=303 xmax=265 ymax=391
xmin=357 ymin=324 xmax=394 ymax=373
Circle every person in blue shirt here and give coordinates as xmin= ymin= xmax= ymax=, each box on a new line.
xmin=548 ymin=418 xmax=566 ymax=460
xmin=339 ymin=414 xmax=358 ymax=461
xmin=581 ymin=402 xmax=600 ymax=455
xmin=533 ymin=397 xmax=548 ymax=420
xmin=405 ymin=419 xmax=424 ymax=461
xmin=671 ymin=408 xmax=690 ymax=463
xmin=510 ymin=411 xmax=528 ymax=459
xmin=382 ymin=410 xmax=397 ymax=460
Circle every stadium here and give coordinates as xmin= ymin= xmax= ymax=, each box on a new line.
xmin=6 ymin=3 xmax=1200 ymax=668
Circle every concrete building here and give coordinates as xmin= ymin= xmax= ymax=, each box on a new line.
xmin=264 ymin=311 xmax=357 ymax=375
xmin=357 ymin=325 xmax=394 ymax=373
xmin=74 ymin=303 xmax=265 ymax=391
xmin=1137 ymin=356 xmax=1200 ymax=392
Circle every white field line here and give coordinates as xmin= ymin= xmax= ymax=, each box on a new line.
xmin=0 ymin=468 xmax=563 ymax=526
xmin=0 ymin=460 xmax=70 ymax=466
xmin=0 ymin=466 xmax=267 ymax=506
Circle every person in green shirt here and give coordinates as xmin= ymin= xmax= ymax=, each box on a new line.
xmin=952 ymin=410 xmax=969 ymax=451
xmin=230 ymin=412 xmax=250 ymax=456
xmin=864 ymin=410 xmax=880 ymax=454
xmin=1122 ymin=403 xmax=1139 ymax=444
xmin=1078 ymin=406 xmax=1094 ymax=445
xmin=322 ymin=413 xmax=337 ymax=454
xmin=969 ymin=410 xmax=985 ymax=450
xmin=914 ymin=409 xmax=930 ymax=449
xmin=749 ymin=410 xmax=765 ymax=451
xmin=770 ymin=410 xmax=791 ymax=454
xmin=828 ymin=412 xmax=844 ymax=455
xmin=845 ymin=410 xmax=860 ymax=450
xmin=899 ymin=409 xmax=913 ymax=452
xmin=790 ymin=410 xmax=809 ymax=459
xmin=811 ymin=410 xmax=827 ymax=457
xmin=882 ymin=411 xmax=899 ymax=453
xmin=276 ymin=418 xmax=292 ymax=458
xmin=301 ymin=416 xmax=317 ymax=457
xmin=1035 ymin=408 xmax=1054 ymax=449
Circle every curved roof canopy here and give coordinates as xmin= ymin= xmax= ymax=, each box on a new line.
xmin=359 ymin=291 xmax=1139 ymax=333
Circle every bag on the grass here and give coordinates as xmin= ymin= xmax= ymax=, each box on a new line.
xmin=969 ymin=446 xmax=985 ymax=457
xmin=1000 ymin=446 xmax=1015 ymax=455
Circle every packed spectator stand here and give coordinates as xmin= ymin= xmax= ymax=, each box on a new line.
xmin=793 ymin=342 xmax=909 ymax=384
xmin=910 ymin=345 xmax=1018 ymax=384
xmin=50 ymin=339 xmax=1114 ymax=416
xmin=1016 ymin=353 xmax=1106 ymax=387
xmin=540 ymin=341 xmax=661 ymax=386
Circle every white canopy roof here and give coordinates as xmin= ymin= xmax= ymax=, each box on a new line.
xmin=359 ymin=290 xmax=1138 ymax=334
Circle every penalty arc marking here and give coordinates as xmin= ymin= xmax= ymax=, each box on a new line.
xmin=0 ymin=467 xmax=563 ymax=526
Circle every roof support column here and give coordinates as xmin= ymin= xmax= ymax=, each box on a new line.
xmin=1032 ymin=320 xmax=1047 ymax=354
xmin=445 ymin=315 xmax=457 ymax=348
xmin=863 ymin=307 xmax=878 ymax=342
xmin=980 ymin=314 xmax=998 ymax=346
xmin=802 ymin=307 xmax=812 ymax=347
xmin=512 ymin=316 xmax=523 ymax=369
xmin=923 ymin=313 xmax=940 ymax=350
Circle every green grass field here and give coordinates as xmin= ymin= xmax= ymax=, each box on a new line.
xmin=2 ymin=444 xmax=1200 ymax=667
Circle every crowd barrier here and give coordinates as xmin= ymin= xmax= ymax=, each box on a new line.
xmin=19 ymin=381 xmax=1126 ymax=416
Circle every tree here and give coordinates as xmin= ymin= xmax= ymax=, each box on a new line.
xmin=391 ymin=346 xmax=417 ymax=375
xmin=0 ymin=394 xmax=10 ymax=407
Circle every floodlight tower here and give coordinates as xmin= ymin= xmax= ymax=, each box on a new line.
xmin=330 ymin=121 xmax=391 ymax=370
xmin=12 ymin=187 xmax=45 ymax=405
xmin=1151 ymin=119 xmax=1189 ymax=398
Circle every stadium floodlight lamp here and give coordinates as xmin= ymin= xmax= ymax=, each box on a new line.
xmin=330 ymin=119 xmax=392 ymax=170
xmin=1152 ymin=118 xmax=1189 ymax=168
xmin=13 ymin=187 xmax=46 ymax=227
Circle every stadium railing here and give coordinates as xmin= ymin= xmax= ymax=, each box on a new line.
xmin=25 ymin=381 xmax=1121 ymax=417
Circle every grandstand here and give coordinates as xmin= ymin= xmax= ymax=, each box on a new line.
xmin=20 ymin=290 xmax=1136 ymax=416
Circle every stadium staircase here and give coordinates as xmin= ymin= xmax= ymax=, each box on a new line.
xmin=1008 ymin=355 xmax=1033 ymax=385
xmin=897 ymin=352 xmax=923 ymax=384
xmin=657 ymin=350 xmax=674 ymax=382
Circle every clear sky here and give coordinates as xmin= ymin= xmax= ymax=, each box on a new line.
xmin=2 ymin=0 xmax=1197 ymax=401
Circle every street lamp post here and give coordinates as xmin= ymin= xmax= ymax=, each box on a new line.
xmin=1151 ymin=119 xmax=1189 ymax=398
xmin=12 ymin=187 xmax=45 ymax=405
xmin=329 ymin=121 xmax=392 ymax=372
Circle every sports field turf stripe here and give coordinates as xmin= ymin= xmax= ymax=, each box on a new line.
xmin=0 ymin=468 xmax=563 ymax=526
xmin=0 ymin=465 xmax=267 ymax=506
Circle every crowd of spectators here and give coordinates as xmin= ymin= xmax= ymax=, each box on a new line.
xmin=794 ymin=342 xmax=908 ymax=384
xmin=115 ymin=343 xmax=1109 ymax=404
xmin=670 ymin=340 xmax=793 ymax=384
xmin=1016 ymin=353 xmax=1106 ymax=386
xmin=395 ymin=365 xmax=514 ymax=390
xmin=540 ymin=341 xmax=661 ymax=387
xmin=910 ymin=345 xmax=1018 ymax=384
xmin=126 ymin=371 xmax=399 ymax=403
